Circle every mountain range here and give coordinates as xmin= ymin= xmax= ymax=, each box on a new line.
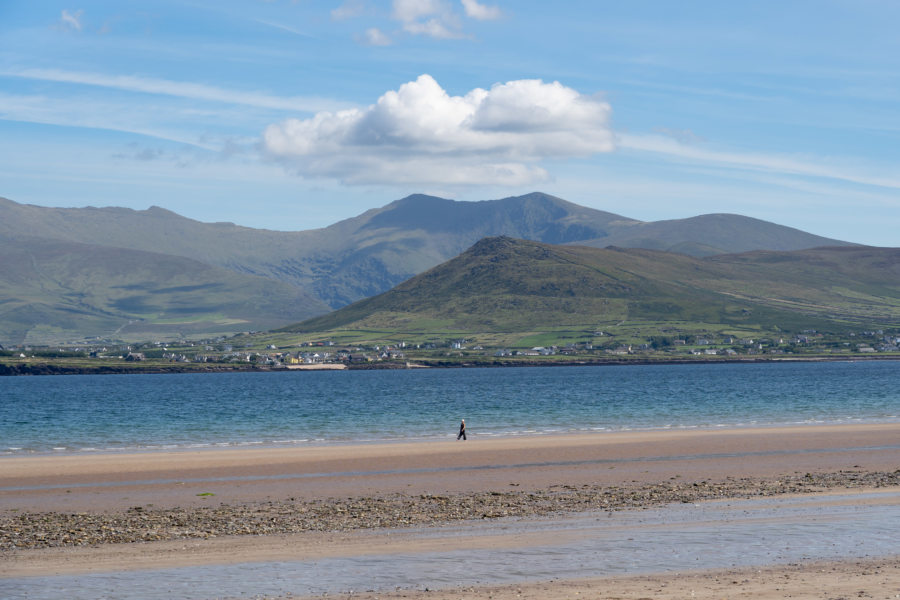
xmin=0 ymin=192 xmax=861 ymax=344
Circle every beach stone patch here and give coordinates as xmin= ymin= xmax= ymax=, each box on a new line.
xmin=2 ymin=469 xmax=898 ymax=551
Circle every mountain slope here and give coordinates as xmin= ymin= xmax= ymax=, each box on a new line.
xmin=585 ymin=213 xmax=849 ymax=256
xmin=300 ymin=192 xmax=632 ymax=306
xmin=281 ymin=237 xmax=900 ymax=344
xmin=0 ymin=236 xmax=328 ymax=344
xmin=0 ymin=194 xmax=855 ymax=312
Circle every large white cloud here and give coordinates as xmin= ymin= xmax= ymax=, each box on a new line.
xmin=262 ymin=74 xmax=613 ymax=186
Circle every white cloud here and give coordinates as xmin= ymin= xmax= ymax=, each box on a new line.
xmin=362 ymin=27 xmax=393 ymax=46
xmin=402 ymin=17 xmax=462 ymax=39
xmin=392 ymin=0 xmax=464 ymax=39
xmin=385 ymin=0 xmax=501 ymax=40
xmin=3 ymin=68 xmax=345 ymax=113
xmin=60 ymin=9 xmax=83 ymax=31
xmin=331 ymin=0 xmax=368 ymax=21
xmin=263 ymin=74 xmax=613 ymax=185
xmin=392 ymin=0 xmax=445 ymax=22
xmin=460 ymin=0 xmax=501 ymax=20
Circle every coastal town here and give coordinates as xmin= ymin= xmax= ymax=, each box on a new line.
xmin=3 ymin=328 xmax=899 ymax=373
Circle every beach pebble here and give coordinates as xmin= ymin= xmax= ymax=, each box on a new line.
xmin=2 ymin=469 xmax=898 ymax=551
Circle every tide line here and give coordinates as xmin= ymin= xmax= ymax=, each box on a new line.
xmin=2 ymin=444 xmax=899 ymax=493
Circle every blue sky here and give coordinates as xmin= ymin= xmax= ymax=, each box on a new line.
xmin=1 ymin=1 xmax=898 ymax=246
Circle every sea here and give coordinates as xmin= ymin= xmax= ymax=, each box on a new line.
xmin=5 ymin=360 xmax=900 ymax=599
xmin=3 ymin=360 xmax=899 ymax=455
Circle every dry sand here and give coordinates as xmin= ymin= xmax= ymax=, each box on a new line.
xmin=2 ymin=423 xmax=899 ymax=598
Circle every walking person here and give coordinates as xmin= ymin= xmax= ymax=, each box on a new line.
xmin=457 ymin=418 xmax=467 ymax=440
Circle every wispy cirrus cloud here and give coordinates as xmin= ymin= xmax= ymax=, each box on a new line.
xmin=0 ymin=91 xmax=218 ymax=148
xmin=361 ymin=27 xmax=393 ymax=46
xmin=263 ymin=74 xmax=613 ymax=185
xmin=3 ymin=68 xmax=346 ymax=113
xmin=618 ymin=133 xmax=900 ymax=191
xmin=253 ymin=19 xmax=314 ymax=38
xmin=59 ymin=9 xmax=83 ymax=31
xmin=331 ymin=0 xmax=369 ymax=21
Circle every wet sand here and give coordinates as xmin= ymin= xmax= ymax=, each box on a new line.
xmin=2 ymin=423 xmax=899 ymax=597
xmin=310 ymin=557 xmax=900 ymax=600
xmin=3 ymin=423 xmax=899 ymax=513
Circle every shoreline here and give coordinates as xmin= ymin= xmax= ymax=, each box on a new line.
xmin=5 ymin=417 xmax=900 ymax=458
xmin=4 ymin=424 xmax=899 ymax=597
xmin=3 ymin=422 xmax=899 ymax=481
xmin=3 ymin=422 xmax=899 ymax=521
xmin=3 ymin=353 xmax=900 ymax=376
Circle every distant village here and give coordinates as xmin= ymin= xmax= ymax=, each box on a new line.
xmin=3 ymin=329 xmax=900 ymax=369
xmin=488 ymin=329 xmax=900 ymax=358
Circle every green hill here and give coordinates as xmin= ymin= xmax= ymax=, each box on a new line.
xmin=279 ymin=237 xmax=900 ymax=347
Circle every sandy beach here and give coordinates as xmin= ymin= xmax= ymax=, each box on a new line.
xmin=2 ymin=423 xmax=899 ymax=598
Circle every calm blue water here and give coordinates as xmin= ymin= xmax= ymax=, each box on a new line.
xmin=2 ymin=362 xmax=899 ymax=455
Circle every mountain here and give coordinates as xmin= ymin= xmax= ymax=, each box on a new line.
xmin=280 ymin=237 xmax=900 ymax=346
xmin=294 ymin=192 xmax=630 ymax=306
xmin=583 ymin=212 xmax=848 ymax=256
xmin=0 ymin=236 xmax=327 ymax=344
xmin=0 ymin=193 xmax=632 ymax=310
xmin=277 ymin=193 xmax=854 ymax=305
xmin=0 ymin=193 xmax=854 ymax=313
